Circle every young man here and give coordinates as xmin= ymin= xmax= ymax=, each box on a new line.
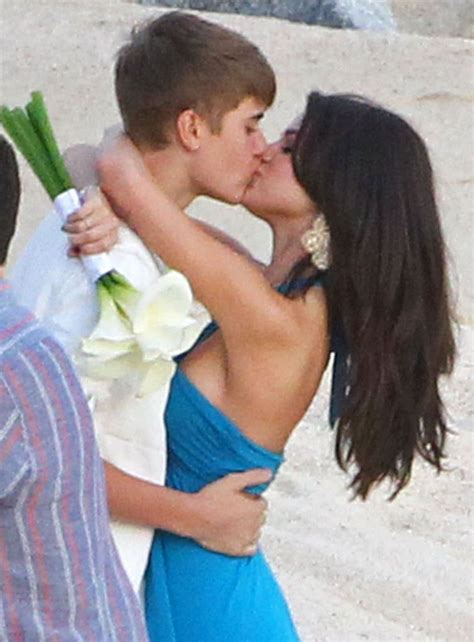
xmin=0 ymin=136 xmax=150 ymax=639
xmin=11 ymin=12 xmax=275 ymax=592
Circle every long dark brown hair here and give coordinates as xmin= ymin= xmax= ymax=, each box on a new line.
xmin=291 ymin=92 xmax=455 ymax=499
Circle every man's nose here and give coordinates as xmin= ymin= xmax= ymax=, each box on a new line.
xmin=253 ymin=131 xmax=268 ymax=157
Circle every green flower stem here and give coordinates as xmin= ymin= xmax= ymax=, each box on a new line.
xmin=26 ymin=92 xmax=74 ymax=192
xmin=12 ymin=107 xmax=61 ymax=196
xmin=108 ymin=270 xmax=134 ymax=288
xmin=99 ymin=273 xmax=115 ymax=290
xmin=99 ymin=270 xmax=139 ymax=321
xmin=0 ymin=106 xmax=59 ymax=198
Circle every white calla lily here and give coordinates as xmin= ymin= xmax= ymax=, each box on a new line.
xmin=81 ymin=337 xmax=137 ymax=361
xmin=82 ymin=280 xmax=136 ymax=361
xmin=181 ymin=319 xmax=206 ymax=354
xmin=133 ymin=270 xmax=202 ymax=358
xmin=82 ymin=350 xmax=142 ymax=380
xmin=132 ymin=271 xmax=194 ymax=333
xmin=82 ymin=268 xmax=202 ymax=396
xmin=137 ymin=359 xmax=176 ymax=398
xmin=87 ymin=281 xmax=134 ymax=343
xmin=136 ymin=322 xmax=198 ymax=359
xmin=103 ymin=271 xmax=141 ymax=320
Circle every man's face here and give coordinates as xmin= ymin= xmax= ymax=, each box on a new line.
xmin=191 ymin=97 xmax=268 ymax=204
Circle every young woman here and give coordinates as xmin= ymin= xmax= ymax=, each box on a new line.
xmin=68 ymin=92 xmax=455 ymax=641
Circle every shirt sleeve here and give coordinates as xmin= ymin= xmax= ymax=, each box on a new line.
xmin=9 ymin=210 xmax=99 ymax=355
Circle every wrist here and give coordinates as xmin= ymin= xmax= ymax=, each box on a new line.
xmin=159 ymin=489 xmax=209 ymax=542
xmin=175 ymin=491 xmax=211 ymax=542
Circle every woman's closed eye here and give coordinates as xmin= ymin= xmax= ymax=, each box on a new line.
xmin=280 ymin=131 xmax=297 ymax=154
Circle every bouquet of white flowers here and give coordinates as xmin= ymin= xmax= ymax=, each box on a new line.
xmin=1 ymin=92 xmax=201 ymax=396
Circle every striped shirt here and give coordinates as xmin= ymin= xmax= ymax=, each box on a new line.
xmin=0 ymin=279 xmax=149 ymax=642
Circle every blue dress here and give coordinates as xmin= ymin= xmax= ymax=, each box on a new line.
xmin=144 ymin=276 xmax=346 ymax=641
xmin=144 ymin=338 xmax=300 ymax=641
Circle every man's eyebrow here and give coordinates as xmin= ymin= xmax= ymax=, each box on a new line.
xmin=249 ymin=112 xmax=265 ymax=122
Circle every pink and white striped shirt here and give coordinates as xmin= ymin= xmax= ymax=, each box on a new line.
xmin=0 ymin=279 xmax=149 ymax=642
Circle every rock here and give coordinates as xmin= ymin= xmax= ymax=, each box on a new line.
xmin=137 ymin=0 xmax=396 ymax=31
xmin=136 ymin=0 xmax=474 ymax=38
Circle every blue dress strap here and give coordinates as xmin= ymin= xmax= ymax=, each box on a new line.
xmin=277 ymin=274 xmax=325 ymax=295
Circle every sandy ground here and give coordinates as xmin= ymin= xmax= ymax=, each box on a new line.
xmin=1 ymin=2 xmax=473 ymax=641
xmin=391 ymin=0 xmax=474 ymax=39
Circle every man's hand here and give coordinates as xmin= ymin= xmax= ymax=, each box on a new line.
xmin=190 ymin=469 xmax=272 ymax=557
xmin=103 ymin=463 xmax=272 ymax=557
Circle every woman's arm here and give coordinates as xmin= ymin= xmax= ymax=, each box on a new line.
xmin=105 ymin=462 xmax=270 ymax=556
xmin=80 ymin=138 xmax=291 ymax=349
xmin=194 ymin=220 xmax=264 ymax=268
xmin=65 ymin=186 xmax=261 ymax=265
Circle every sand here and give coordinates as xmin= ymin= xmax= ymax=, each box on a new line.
xmin=1 ymin=2 xmax=473 ymax=640
xmin=391 ymin=0 xmax=474 ymax=39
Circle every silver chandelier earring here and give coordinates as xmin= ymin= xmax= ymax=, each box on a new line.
xmin=301 ymin=215 xmax=331 ymax=270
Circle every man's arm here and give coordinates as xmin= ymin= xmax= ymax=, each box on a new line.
xmin=105 ymin=463 xmax=270 ymax=556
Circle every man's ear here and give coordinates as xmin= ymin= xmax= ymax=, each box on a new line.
xmin=175 ymin=109 xmax=206 ymax=152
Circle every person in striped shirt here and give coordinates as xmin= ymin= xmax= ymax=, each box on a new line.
xmin=0 ymin=135 xmax=150 ymax=640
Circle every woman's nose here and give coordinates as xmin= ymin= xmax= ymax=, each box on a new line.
xmin=261 ymin=141 xmax=279 ymax=163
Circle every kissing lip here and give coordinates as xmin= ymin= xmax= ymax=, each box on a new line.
xmin=247 ymin=166 xmax=264 ymax=188
xmin=246 ymin=173 xmax=260 ymax=189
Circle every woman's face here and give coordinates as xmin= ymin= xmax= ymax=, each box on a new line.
xmin=241 ymin=122 xmax=315 ymax=221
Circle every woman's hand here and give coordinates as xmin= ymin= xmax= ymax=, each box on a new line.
xmin=63 ymin=187 xmax=120 ymax=256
